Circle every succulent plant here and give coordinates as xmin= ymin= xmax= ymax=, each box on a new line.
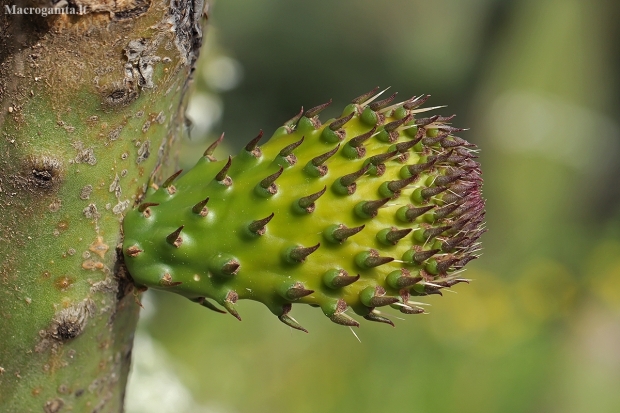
xmin=122 ymin=88 xmax=485 ymax=332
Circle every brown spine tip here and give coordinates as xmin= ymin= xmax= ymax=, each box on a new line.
xmin=436 ymin=257 xmax=459 ymax=273
xmin=363 ymin=312 xmax=395 ymax=327
xmin=339 ymin=164 xmax=370 ymax=187
xmin=451 ymin=199 xmax=483 ymax=218
xmin=279 ymin=304 xmax=308 ymax=333
xmin=394 ymin=139 xmax=419 ymax=153
xmin=407 ymin=159 xmax=437 ymax=175
xmin=328 ymin=300 xmax=360 ymax=327
xmin=367 ymin=150 xmax=398 ymax=166
xmin=423 ymin=225 xmax=451 ymax=239
xmin=329 ymin=313 xmax=360 ymax=327
xmin=138 ymin=202 xmax=159 ymax=213
xmin=390 ymin=271 xmax=423 ymax=288
xmin=454 ymin=255 xmax=478 ymax=269
xmin=203 ymin=132 xmax=225 ymax=160
xmin=421 ymin=186 xmax=448 ymax=199
xmin=450 ymin=181 xmax=478 ymax=195
xmin=279 ymin=136 xmax=305 ymax=157
xmin=369 ymin=92 xmax=398 ymax=111
xmin=434 ymin=203 xmax=460 ymax=219
xmin=285 ymin=283 xmax=315 ymax=300
xmin=438 ymin=125 xmax=466 ymax=134
xmin=387 ymin=175 xmax=418 ymax=192
xmin=442 ymin=192 xmax=465 ymax=205
xmin=402 ymin=205 xmax=435 ymax=222
xmin=460 ymin=216 xmax=485 ymax=233
xmin=162 ymin=169 xmax=183 ymax=188
xmin=413 ymin=249 xmax=440 ymax=263
xmin=422 ymin=131 xmax=450 ymax=146
xmin=139 ymin=202 xmax=159 ymax=218
xmin=419 ymin=283 xmax=444 ymax=296
xmin=305 ymin=99 xmax=332 ymax=118
xmin=428 ymin=150 xmax=453 ymax=164
xmin=403 ymin=94 xmax=431 ymax=110
xmin=352 ymin=86 xmax=381 ymax=104
xmin=248 ymin=212 xmax=275 ymax=235
xmin=436 ymin=114 xmax=458 ymax=122
xmin=347 ymin=126 xmax=376 ymax=147
xmin=297 ymin=186 xmax=327 ymax=212
xmin=416 ymin=115 xmax=440 ymax=127
xmin=356 ymin=250 xmax=394 ymax=269
xmin=325 ymin=269 xmax=360 ymax=288
xmin=385 ymin=227 xmax=413 ymax=244
xmin=366 ymin=255 xmax=394 ymax=268
xmin=245 ymin=130 xmax=264 ymax=152
xmin=461 ymin=170 xmax=483 ymax=183
xmin=192 ymin=197 xmax=210 ymax=216
xmin=166 ymin=225 xmax=184 ymax=248
xmin=334 ymin=273 xmax=360 ymax=287
xmin=215 ymin=156 xmax=233 ymax=184
xmin=311 ymin=144 xmax=340 ymax=167
xmin=439 ymin=137 xmax=463 ymax=149
xmin=400 ymin=305 xmax=425 ymax=314
xmin=445 ymin=151 xmax=470 ymax=164
xmin=437 ymin=278 xmax=470 ymax=288
xmin=384 ymin=114 xmax=412 ymax=132
xmin=332 ymin=224 xmax=365 ymax=242
xmin=451 ymin=211 xmax=484 ymax=232
xmin=260 ymin=166 xmax=284 ymax=189
xmin=462 ymin=159 xmax=483 ymax=171
xmin=287 ymin=243 xmax=321 ymax=263
xmin=441 ymin=235 xmax=466 ymax=252
xmin=284 ymin=107 xmax=304 ymax=128
xmin=329 ymin=111 xmax=355 ymax=131
xmin=356 ymin=197 xmax=391 ymax=218
xmin=360 ymin=286 xmax=400 ymax=307
xmin=457 ymin=236 xmax=481 ymax=250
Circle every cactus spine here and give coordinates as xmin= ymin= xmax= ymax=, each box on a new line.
xmin=123 ymin=89 xmax=486 ymax=332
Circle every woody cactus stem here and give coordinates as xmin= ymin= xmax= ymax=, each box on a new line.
xmin=123 ymin=89 xmax=486 ymax=333
xmin=0 ymin=1 xmax=205 ymax=412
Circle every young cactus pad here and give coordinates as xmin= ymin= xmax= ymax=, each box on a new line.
xmin=122 ymin=89 xmax=485 ymax=332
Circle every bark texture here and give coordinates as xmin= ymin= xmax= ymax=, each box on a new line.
xmin=0 ymin=1 xmax=205 ymax=411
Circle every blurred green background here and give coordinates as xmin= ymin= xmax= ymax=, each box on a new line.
xmin=126 ymin=0 xmax=620 ymax=412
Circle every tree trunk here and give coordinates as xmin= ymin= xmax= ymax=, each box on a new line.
xmin=0 ymin=1 xmax=204 ymax=411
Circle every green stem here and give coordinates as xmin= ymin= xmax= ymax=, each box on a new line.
xmin=0 ymin=1 xmax=204 ymax=411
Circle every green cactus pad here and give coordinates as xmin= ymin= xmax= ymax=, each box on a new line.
xmin=122 ymin=89 xmax=485 ymax=332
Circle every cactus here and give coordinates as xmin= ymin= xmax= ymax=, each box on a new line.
xmin=0 ymin=0 xmax=488 ymax=410
xmin=123 ymin=89 xmax=485 ymax=332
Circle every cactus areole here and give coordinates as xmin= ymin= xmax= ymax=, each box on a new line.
xmin=122 ymin=89 xmax=486 ymax=332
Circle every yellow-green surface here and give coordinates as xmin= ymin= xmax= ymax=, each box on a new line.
xmin=124 ymin=96 xmax=484 ymax=327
